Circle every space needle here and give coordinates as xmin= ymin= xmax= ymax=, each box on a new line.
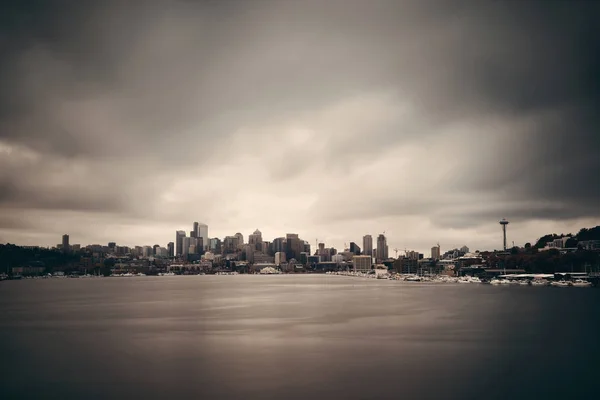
xmin=499 ymin=218 xmax=509 ymax=251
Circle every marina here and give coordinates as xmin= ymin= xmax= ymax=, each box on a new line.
xmin=325 ymin=270 xmax=597 ymax=287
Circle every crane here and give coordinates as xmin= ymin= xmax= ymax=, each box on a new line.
xmin=393 ymin=248 xmax=399 ymax=258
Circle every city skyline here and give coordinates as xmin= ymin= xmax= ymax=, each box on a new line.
xmin=35 ymin=218 xmax=593 ymax=259
xmin=1 ymin=1 xmax=599 ymax=255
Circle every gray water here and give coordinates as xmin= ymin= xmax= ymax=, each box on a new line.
xmin=1 ymin=275 xmax=599 ymax=399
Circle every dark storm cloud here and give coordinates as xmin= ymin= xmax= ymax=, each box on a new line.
xmin=0 ymin=0 xmax=598 ymax=246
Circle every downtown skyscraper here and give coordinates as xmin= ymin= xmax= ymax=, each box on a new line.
xmin=175 ymin=230 xmax=186 ymax=256
xmin=363 ymin=235 xmax=373 ymax=257
xmin=376 ymin=233 xmax=388 ymax=261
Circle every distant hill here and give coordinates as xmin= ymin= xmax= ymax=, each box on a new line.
xmin=534 ymin=226 xmax=600 ymax=248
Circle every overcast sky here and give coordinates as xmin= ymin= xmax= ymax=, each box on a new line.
xmin=1 ymin=0 xmax=599 ymax=255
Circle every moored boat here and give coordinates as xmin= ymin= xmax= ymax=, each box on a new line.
xmin=572 ymin=279 xmax=592 ymax=287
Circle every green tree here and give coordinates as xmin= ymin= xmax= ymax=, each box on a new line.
xmin=565 ymin=237 xmax=578 ymax=248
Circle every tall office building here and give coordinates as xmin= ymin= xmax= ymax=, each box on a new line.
xmin=193 ymin=222 xmax=199 ymax=237
xmin=210 ymin=238 xmax=221 ymax=252
xmin=188 ymin=237 xmax=199 ymax=254
xmin=431 ymin=245 xmax=441 ymax=260
xmin=175 ymin=230 xmax=186 ymax=256
xmin=318 ymin=242 xmax=325 ymax=254
xmin=262 ymin=241 xmax=272 ymax=255
xmin=272 ymin=237 xmax=286 ymax=253
xmin=363 ymin=235 xmax=373 ymax=257
xmin=61 ymin=234 xmax=70 ymax=252
xmin=182 ymin=237 xmax=191 ymax=257
xmin=284 ymin=233 xmax=304 ymax=261
xmin=142 ymin=246 xmax=153 ymax=258
xmin=197 ymin=223 xmax=209 ymax=250
xmin=234 ymin=232 xmax=244 ymax=248
xmin=223 ymin=236 xmax=239 ymax=254
xmin=249 ymin=229 xmax=263 ymax=251
xmin=167 ymin=242 xmax=174 ymax=257
xmin=349 ymin=242 xmax=361 ymax=255
xmin=303 ymin=241 xmax=311 ymax=255
xmin=376 ymin=234 xmax=388 ymax=261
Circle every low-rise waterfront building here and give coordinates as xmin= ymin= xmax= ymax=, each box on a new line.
xmin=353 ymin=255 xmax=372 ymax=273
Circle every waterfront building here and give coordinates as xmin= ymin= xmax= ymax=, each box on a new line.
xmin=253 ymin=253 xmax=275 ymax=264
xmin=332 ymin=254 xmax=344 ymax=264
xmin=339 ymin=251 xmax=354 ymax=262
xmin=307 ymin=255 xmax=320 ymax=265
xmin=579 ymin=240 xmax=600 ymax=251
xmin=353 ymin=255 xmax=372 ymax=273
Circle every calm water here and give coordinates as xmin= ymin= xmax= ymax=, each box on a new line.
xmin=1 ymin=275 xmax=599 ymax=399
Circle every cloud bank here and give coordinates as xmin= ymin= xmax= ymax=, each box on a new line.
xmin=1 ymin=0 xmax=599 ymax=253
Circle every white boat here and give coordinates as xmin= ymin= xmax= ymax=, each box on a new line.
xmin=551 ymin=280 xmax=572 ymax=287
xmin=531 ymin=279 xmax=549 ymax=287
xmin=259 ymin=267 xmax=281 ymax=274
xmin=518 ymin=280 xmax=531 ymax=286
xmin=572 ymin=279 xmax=592 ymax=287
